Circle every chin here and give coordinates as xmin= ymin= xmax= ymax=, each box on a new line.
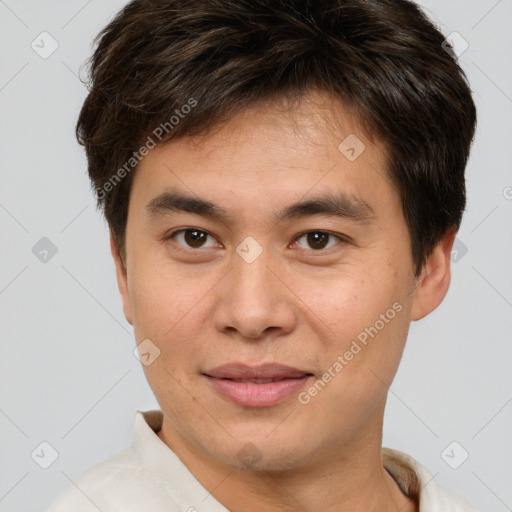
xmin=202 ymin=430 xmax=315 ymax=472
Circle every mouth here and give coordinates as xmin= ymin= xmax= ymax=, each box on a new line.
xmin=226 ymin=378 xmax=297 ymax=384
xmin=203 ymin=363 xmax=314 ymax=408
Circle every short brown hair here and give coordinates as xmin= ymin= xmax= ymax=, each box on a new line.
xmin=77 ymin=0 xmax=477 ymax=276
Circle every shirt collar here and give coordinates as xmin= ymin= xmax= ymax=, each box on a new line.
xmin=132 ymin=409 xmax=455 ymax=511
xmin=132 ymin=409 xmax=230 ymax=512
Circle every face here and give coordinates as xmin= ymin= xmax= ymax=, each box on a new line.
xmin=113 ymin=93 xmax=451 ymax=471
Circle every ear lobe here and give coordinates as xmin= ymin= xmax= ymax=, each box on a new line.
xmin=110 ymin=231 xmax=134 ymax=326
xmin=410 ymin=229 xmax=456 ymax=321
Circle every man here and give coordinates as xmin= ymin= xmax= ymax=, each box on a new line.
xmin=47 ymin=0 xmax=478 ymax=510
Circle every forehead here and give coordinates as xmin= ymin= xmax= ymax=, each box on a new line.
xmin=130 ymin=92 xmax=399 ymax=224
xmin=173 ymin=92 xmax=378 ymax=164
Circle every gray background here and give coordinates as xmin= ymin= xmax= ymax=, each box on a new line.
xmin=0 ymin=1 xmax=511 ymax=510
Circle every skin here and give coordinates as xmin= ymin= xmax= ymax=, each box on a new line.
xmin=111 ymin=92 xmax=455 ymax=512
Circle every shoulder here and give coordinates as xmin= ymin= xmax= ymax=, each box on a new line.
xmin=383 ymin=448 xmax=480 ymax=512
xmin=45 ymin=447 xmax=180 ymax=512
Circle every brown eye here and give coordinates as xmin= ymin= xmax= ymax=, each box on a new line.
xmin=184 ymin=229 xmax=207 ymax=248
xmin=294 ymin=231 xmax=343 ymax=251
xmin=170 ymin=228 xmax=218 ymax=249
xmin=306 ymin=232 xmax=329 ymax=250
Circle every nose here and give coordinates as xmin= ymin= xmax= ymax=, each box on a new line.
xmin=213 ymin=244 xmax=297 ymax=341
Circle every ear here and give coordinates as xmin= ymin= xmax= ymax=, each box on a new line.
xmin=410 ymin=228 xmax=456 ymax=321
xmin=110 ymin=231 xmax=133 ymax=326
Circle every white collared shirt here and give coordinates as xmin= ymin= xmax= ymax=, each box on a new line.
xmin=46 ymin=410 xmax=479 ymax=512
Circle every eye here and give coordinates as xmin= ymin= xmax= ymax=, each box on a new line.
xmin=293 ymin=231 xmax=345 ymax=251
xmin=168 ymin=228 xmax=220 ymax=250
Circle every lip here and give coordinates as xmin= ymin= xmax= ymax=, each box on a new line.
xmin=203 ymin=363 xmax=314 ymax=408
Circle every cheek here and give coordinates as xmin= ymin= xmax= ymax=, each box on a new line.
xmin=295 ymin=267 xmax=398 ymax=334
xmin=297 ymin=301 xmax=410 ymax=432
xmin=299 ymin=267 xmax=411 ymax=375
xmin=128 ymin=263 xmax=208 ymax=351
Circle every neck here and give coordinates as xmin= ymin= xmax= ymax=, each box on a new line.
xmin=157 ymin=409 xmax=417 ymax=512
xmin=203 ymin=453 xmax=417 ymax=512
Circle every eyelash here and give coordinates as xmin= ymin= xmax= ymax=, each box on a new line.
xmin=165 ymin=227 xmax=348 ymax=253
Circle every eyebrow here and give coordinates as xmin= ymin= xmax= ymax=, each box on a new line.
xmin=145 ymin=188 xmax=375 ymax=224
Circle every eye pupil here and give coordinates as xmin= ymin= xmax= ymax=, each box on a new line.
xmin=185 ymin=229 xmax=207 ymax=248
xmin=307 ymin=232 xmax=328 ymax=250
